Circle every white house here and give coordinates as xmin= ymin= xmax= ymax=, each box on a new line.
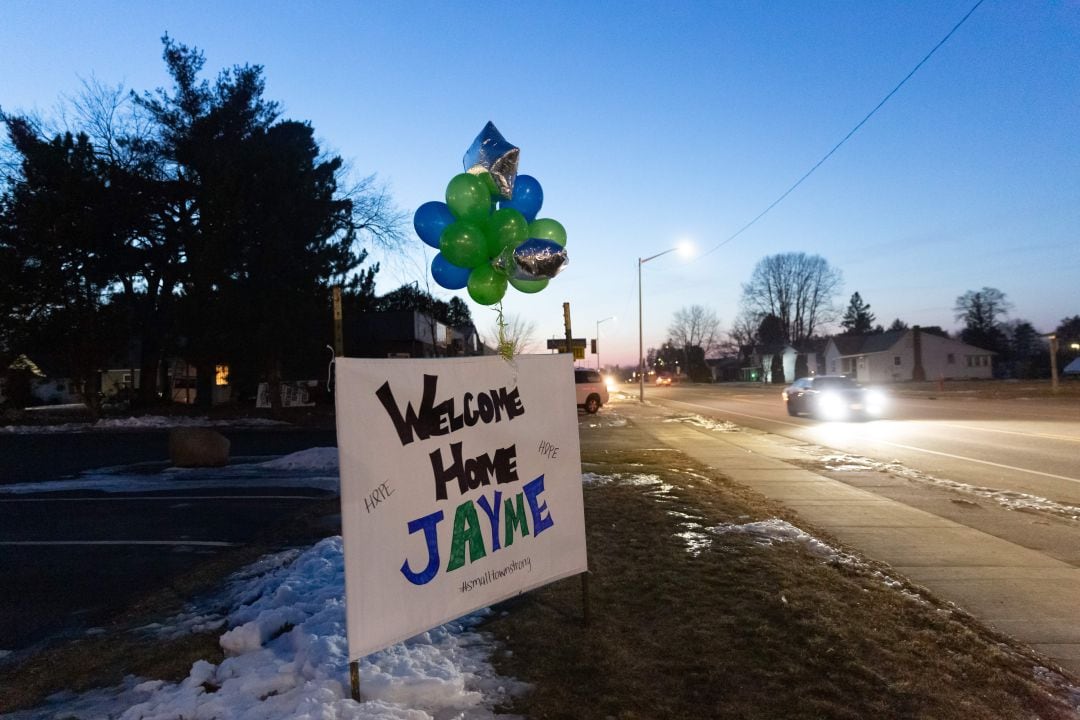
xmin=824 ymin=328 xmax=994 ymax=383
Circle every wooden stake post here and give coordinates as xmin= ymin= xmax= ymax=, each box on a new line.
xmin=350 ymin=660 xmax=361 ymax=702
xmin=563 ymin=302 xmax=592 ymax=626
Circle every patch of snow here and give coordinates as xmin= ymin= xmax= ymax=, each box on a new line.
xmin=583 ymin=412 xmax=628 ymax=428
xmin=9 ymin=537 xmax=527 ymax=720
xmin=256 ymin=447 xmax=339 ymax=471
xmin=707 ymin=518 xmax=840 ymax=558
xmin=812 ymin=451 xmax=1080 ymax=522
xmin=663 ymin=414 xmax=741 ymax=432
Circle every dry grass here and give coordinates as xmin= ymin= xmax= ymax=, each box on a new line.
xmin=485 ymin=445 xmax=1079 ymax=719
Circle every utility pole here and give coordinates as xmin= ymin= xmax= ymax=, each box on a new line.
xmin=1049 ymin=334 xmax=1059 ymax=392
xmin=332 ymin=286 xmax=345 ymax=357
xmin=563 ymin=302 xmax=573 ymax=359
xmin=596 ymin=316 xmax=614 ymax=370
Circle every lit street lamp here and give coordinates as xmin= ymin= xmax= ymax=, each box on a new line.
xmin=638 ymin=243 xmax=692 ymax=402
xmin=596 ymin=316 xmax=615 ymax=370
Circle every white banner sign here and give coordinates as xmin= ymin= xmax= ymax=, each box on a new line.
xmin=335 ymin=354 xmax=587 ymax=660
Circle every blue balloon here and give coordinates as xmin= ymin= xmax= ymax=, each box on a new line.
xmin=499 ymin=174 xmax=543 ymax=223
xmin=431 ymin=253 xmax=471 ymax=290
xmin=414 ymin=201 xmax=456 ymax=249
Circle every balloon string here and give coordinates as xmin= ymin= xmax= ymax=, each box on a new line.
xmin=496 ymin=302 xmax=514 ymax=361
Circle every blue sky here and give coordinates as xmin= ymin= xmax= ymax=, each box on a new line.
xmin=3 ymin=0 xmax=1078 ymax=367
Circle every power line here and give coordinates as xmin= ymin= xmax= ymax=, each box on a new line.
xmin=703 ymin=0 xmax=986 ymax=258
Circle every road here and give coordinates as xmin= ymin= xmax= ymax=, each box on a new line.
xmin=645 ymin=383 xmax=1080 ymax=506
xmin=0 ymin=428 xmax=339 ymax=653
xmin=0 ymin=427 xmax=338 ymax=484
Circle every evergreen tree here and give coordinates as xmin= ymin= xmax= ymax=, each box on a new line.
xmin=888 ymin=318 xmax=909 ymax=332
xmin=0 ymin=120 xmax=126 ymax=409
xmin=1056 ymin=316 xmax=1080 ymax=344
xmin=133 ymin=37 xmax=394 ymax=405
xmin=1005 ymin=320 xmax=1043 ymax=379
xmin=3 ymin=37 xmax=402 ymax=408
xmin=840 ymin=292 xmax=876 ymax=335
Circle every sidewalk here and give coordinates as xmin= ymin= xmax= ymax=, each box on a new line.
xmin=611 ymin=399 xmax=1080 ymax=677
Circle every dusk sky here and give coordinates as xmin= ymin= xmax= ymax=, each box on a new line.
xmin=3 ymin=1 xmax=1077 ymax=368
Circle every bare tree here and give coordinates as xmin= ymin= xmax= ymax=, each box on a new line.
xmin=954 ymin=287 xmax=1011 ymax=334
xmin=739 ymin=252 xmax=842 ymax=346
xmin=954 ymin=286 xmax=1011 ymax=356
xmin=668 ymin=305 xmax=720 ymax=356
xmin=667 ymin=305 xmax=721 ymax=381
xmin=489 ymin=312 xmax=537 ymax=358
xmin=725 ymin=309 xmax=759 ymax=357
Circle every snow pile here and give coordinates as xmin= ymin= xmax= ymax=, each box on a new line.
xmin=662 ymin=414 xmax=741 ymax=433
xmin=707 ymin=518 xmax=840 ymax=558
xmin=0 ymin=415 xmax=289 ymax=434
xmin=13 ymin=537 xmax=526 ymax=720
xmin=582 ymin=412 xmax=628 ymax=428
xmin=813 ymin=451 xmax=1080 ymax=521
xmin=257 ymin=447 xmax=339 ymax=472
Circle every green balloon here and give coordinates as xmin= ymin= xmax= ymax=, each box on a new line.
xmin=527 ymin=218 xmax=567 ymax=247
xmin=475 ymin=171 xmax=499 ymax=197
xmin=439 ymin=221 xmax=488 ymax=268
xmin=468 ymin=265 xmax=508 ymax=305
xmin=509 ymin=276 xmax=549 ymax=294
xmin=484 ymin=208 xmax=528 ymax=257
xmin=446 ymin=173 xmax=491 ymax=222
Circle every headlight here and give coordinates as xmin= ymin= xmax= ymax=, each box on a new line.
xmin=817 ymin=391 xmax=848 ymax=420
xmin=865 ymin=390 xmax=887 ymax=416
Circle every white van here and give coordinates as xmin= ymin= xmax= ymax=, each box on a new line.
xmin=574 ymin=368 xmax=609 ymax=414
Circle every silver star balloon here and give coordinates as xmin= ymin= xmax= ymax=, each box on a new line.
xmin=463 ymin=122 xmax=520 ymax=199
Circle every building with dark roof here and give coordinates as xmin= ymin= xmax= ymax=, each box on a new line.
xmin=824 ymin=327 xmax=995 ymax=383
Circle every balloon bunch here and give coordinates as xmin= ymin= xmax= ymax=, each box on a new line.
xmin=413 ymin=122 xmax=568 ymax=306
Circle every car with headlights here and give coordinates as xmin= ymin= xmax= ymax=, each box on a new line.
xmin=575 ymin=368 xmax=609 ymax=414
xmin=782 ymin=375 xmax=886 ymax=420
xmin=654 ymin=374 xmax=673 ymax=386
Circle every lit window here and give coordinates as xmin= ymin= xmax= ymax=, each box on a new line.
xmin=215 ymin=365 xmax=229 ymax=386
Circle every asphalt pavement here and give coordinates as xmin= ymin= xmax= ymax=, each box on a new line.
xmin=613 ymin=398 xmax=1080 ymax=677
xmin=0 ymin=427 xmax=337 ymax=484
xmin=0 ymin=426 xmax=339 ymax=653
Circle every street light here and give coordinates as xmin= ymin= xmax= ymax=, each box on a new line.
xmin=638 ymin=243 xmax=692 ymax=402
xmin=595 ymin=316 xmax=615 ymax=370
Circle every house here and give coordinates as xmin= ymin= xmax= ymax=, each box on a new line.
xmin=824 ymin=327 xmax=995 ymax=383
xmin=738 ymin=343 xmax=799 ymax=383
xmin=2 ymin=354 xmax=82 ymax=407
xmin=349 ymin=311 xmax=488 ymax=359
xmin=706 ymin=356 xmax=742 ymax=382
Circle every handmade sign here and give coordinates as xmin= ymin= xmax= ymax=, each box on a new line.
xmin=336 ymin=353 xmax=588 ymax=660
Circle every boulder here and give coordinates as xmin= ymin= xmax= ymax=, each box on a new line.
xmin=169 ymin=427 xmax=231 ymax=468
